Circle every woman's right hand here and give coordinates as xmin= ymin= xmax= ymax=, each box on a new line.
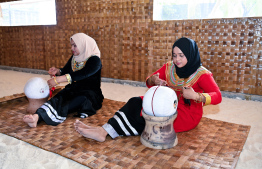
xmin=150 ymin=73 xmax=167 ymax=86
xmin=48 ymin=67 xmax=60 ymax=77
xmin=47 ymin=78 xmax=57 ymax=88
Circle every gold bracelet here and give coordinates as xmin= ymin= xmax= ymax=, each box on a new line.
xmin=195 ymin=92 xmax=202 ymax=103
xmin=149 ymin=76 xmax=155 ymax=85
xmin=65 ymin=74 xmax=72 ymax=84
xmin=149 ymin=77 xmax=153 ymax=85
xmin=146 ymin=76 xmax=152 ymax=85
xmin=53 ymin=77 xmax=59 ymax=85
xmin=198 ymin=92 xmax=202 ymax=102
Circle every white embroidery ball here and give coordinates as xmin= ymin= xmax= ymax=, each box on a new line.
xmin=142 ymin=86 xmax=178 ymax=117
xmin=24 ymin=77 xmax=49 ymax=99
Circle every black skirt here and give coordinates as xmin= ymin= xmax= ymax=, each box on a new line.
xmin=36 ymin=86 xmax=103 ymax=126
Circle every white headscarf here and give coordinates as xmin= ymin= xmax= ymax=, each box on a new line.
xmin=70 ymin=33 xmax=100 ymax=62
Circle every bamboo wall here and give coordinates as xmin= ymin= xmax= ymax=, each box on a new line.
xmin=0 ymin=0 xmax=261 ymax=95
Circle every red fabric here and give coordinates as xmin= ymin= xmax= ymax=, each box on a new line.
xmin=145 ymin=63 xmax=222 ymax=132
xmin=140 ymin=96 xmax=143 ymax=116
xmin=49 ymin=75 xmax=56 ymax=98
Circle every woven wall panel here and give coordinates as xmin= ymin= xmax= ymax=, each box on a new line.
xmin=0 ymin=0 xmax=261 ymax=95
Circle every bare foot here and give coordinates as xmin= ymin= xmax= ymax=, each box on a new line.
xmin=74 ymin=119 xmax=95 ymax=129
xmin=23 ymin=114 xmax=39 ymax=128
xmin=74 ymin=120 xmax=107 ymax=142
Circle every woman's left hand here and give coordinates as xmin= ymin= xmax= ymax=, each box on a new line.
xmin=182 ymin=87 xmax=198 ymax=100
xmin=47 ymin=78 xmax=57 ymax=88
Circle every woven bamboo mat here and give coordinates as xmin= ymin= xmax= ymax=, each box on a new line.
xmin=0 ymin=93 xmax=250 ymax=169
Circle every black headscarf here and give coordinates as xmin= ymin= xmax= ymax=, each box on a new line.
xmin=172 ymin=37 xmax=201 ymax=78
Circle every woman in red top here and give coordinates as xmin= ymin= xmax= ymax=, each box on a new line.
xmin=74 ymin=37 xmax=222 ymax=142
xmin=146 ymin=37 xmax=222 ymax=132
